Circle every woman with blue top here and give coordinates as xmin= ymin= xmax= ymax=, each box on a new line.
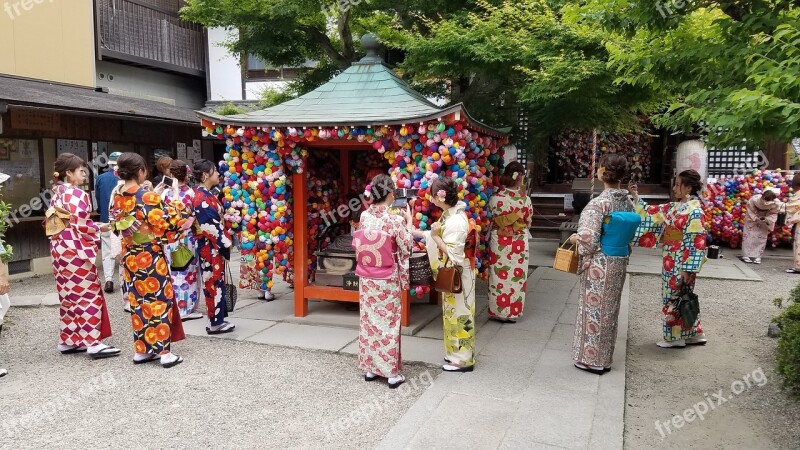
xmin=569 ymin=154 xmax=639 ymax=374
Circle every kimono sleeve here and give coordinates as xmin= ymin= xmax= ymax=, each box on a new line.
xmin=441 ymin=215 xmax=468 ymax=266
xmin=393 ymin=216 xmax=413 ymax=290
xmin=524 ymin=195 xmax=534 ymax=228
xmin=65 ymin=189 xmax=101 ymax=243
xmin=576 ymin=199 xmax=604 ymax=258
xmin=744 ymin=198 xmax=760 ymax=224
xmin=680 ymin=206 xmax=707 ymax=273
xmin=633 ymin=199 xmax=669 ymax=248
xmin=193 ymin=192 xmax=232 ymax=257
xmin=141 ymin=191 xmax=188 ymax=238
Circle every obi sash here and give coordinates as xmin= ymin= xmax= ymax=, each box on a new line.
xmin=600 ymin=211 xmax=641 ymax=257
xmin=493 ymin=212 xmax=527 ymax=235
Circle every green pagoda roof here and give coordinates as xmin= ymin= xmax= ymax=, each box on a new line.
xmin=197 ymin=34 xmax=507 ymax=137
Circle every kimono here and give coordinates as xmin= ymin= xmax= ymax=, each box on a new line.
xmin=356 ymin=205 xmax=412 ymax=378
xmin=49 ymin=183 xmax=112 ymax=347
xmin=572 ymin=189 xmax=633 ymax=368
xmin=162 ymin=185 xmax=200 ymax=317
xmin=192 ymin=186 xmax=233 ymax=327
xmin=426 ymin=203 xmax=477 ymax=367
xmin=786 ymin=192 xmax=800 ymax=270
xmin=741 ymin=194 xmax=779 ymax=259
xmin=488 ymin=187 xmax=533 ymax=320
xmin=634 ymin=197 xmax=708 ymax=341
xmin=111 ymin=186 xmax=188 ymax=355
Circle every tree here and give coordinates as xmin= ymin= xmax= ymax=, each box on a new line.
xmin=368 ymin=0 xmax=660 ymax=158
xmin=576 ymin=1 xmax=800 ymax=147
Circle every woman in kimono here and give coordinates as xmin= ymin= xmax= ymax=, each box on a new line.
xmin=111 ymin=152 xmax=188 ymax=368
xmin=420 ymin=177 xmax=477 ymax=372
xmin=48 ymin=153 xmax=121 ymax=359
xmin=630 ymin=169 xmax=709 ymax=348
xmin=192 ymin=160 xmax=236 ymax=335
xmin=355 ymin=174 xmax=413 ymax=388
xmin=488 ymin=161 xmax=533 ymax=323
xmin=162 ymin=160 xmax=202 ymax=320
xmin=785 ymin=173 xmax=800 ymax=273
xmin=568 ymin=154 xmax=635 ymax=374
xmin=741 ymin=189 xmax=779 ymax=264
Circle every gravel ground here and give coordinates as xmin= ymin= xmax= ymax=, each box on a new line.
xmin=0 ymin=275 xmax=436 ymax=449
xmin=624 ymin=257 xmax=800 ymax=449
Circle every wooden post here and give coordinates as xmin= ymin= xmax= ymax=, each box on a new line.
xmin=293 ymin=163 xmax=309 ymax=317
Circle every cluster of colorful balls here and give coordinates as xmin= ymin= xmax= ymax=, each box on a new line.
xmin=554 ymin=121 xmax=653 ymax=182
xmin=306 ymin=150 xmax=343 ymax=280
xmin=702 ymin=169 xmax=793 ymax=248
xmin=203 ymin=119 xmax=506 ymax=291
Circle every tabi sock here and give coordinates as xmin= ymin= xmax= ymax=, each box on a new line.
xmin=160 ymin=353 xmax=178 ymax=364
xmin=87 ymin=343 xmax=111 ymax=354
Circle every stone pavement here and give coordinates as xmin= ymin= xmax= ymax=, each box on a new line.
xmin=529 ymin=239 xmax=765 ymax=281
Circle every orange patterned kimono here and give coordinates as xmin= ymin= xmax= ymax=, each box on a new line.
xmin=111 ymin=186 xmax=190 ymax=355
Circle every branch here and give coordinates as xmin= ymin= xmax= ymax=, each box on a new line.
xmin=339 ymin=8 xmax=355 ymax=63
xmin=300 ymin=25 xmax=350 ymax=69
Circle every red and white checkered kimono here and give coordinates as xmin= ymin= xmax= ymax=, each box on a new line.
xmin=49 ymin=183 xmax=112 ymax=346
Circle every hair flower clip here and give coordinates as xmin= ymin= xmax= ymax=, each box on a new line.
xmin=364 ymin=184 xmax=372 ymax=198
xmin=436 ymin=189 xmax=446 ymax=202
xmin=511 ymin=172 xmax=519 ymax=180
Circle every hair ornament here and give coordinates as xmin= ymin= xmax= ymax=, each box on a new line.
xmin=53 ymin=171 xmax=59 ymax=178
xmin=436 ymin=189 xmax=446 ymax=202
xmin=364 ymin=184 xmax=372 ymax=198
xmin=511 ymin=172 xmax=519 ymax=181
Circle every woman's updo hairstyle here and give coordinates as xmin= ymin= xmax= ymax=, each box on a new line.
xmin=53 ymin=153 xmax=85 ymax=183
xmin=192 ymin=159 xmax=216 ymax=183
xmin=366 ymin=173 xmax=394 ymax=204
xmin=115 ymin=152 xmax=146 ymax=181
xmin=430 ymin=176 xmax=459 ymax=207
xmin=677 ymin=169 xmax=704 ymax=196
xmin=500 ymin=161 xmax=525 ymax=188
xmin=170 ymin=159 xmax=190 ymax=183
xmin=762 ymin=190 xmax=777 ymax=202
xmin=599 ymin=153 xmax=628 ymax=184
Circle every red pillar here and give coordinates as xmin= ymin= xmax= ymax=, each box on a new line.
xmin=293 ymin=162 xmax=309 ymax=317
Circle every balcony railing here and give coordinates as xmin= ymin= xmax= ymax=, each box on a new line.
xmin=95 ymin=0 xmax=205 ymax=76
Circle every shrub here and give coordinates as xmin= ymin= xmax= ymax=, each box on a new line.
xmin=774 ymin=283 xmax=800 ymax=396
xmin=216 ymin=102 xmax=245 ymax=116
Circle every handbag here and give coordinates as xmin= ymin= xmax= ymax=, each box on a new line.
xmin=44 ymin=205 xmax=71 ymax=237
xmin=224 ymin=260 xmax=237 ymax=313
xmin=674 ymin=286 xmax=700 ymax=329
xmin=170 ymin=243 xmax=195 ymax=271
xmin=410 ymin=252 xmax=433 ymax=285
xmin=434 ymin=257 xmax=463 ymax=294
xmin=553 ymin=241 xmax=579 ymax=274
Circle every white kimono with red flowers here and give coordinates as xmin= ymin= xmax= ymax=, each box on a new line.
xmin=633 ymin=197 xmax=708 ymax=341
xmin=488 ymin=187 xmax=532 ymax=320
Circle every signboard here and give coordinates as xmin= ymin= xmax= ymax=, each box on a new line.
xmin=10 ymin=109 xmax=60 ymax=132
xmin=177 ymin=142 xmax=187 ymax=160
xmin=188 ymin=145 xmax=201 ymax=161
xmin=563 ymin=193 xmax=574 ymax=211
xmin=57 ymin=139 xmax=89 ymax=161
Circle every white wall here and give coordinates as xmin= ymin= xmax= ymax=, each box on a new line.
xmin=245 ymin=80 xmax=289 ymax=101
xmin=207 ymin=27 xmax=244 ymax=101
xmin=95 ymin=61 xmax=205 ymax=109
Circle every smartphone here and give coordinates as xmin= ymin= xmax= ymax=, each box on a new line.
xmin=211 ymin=186 xmax=221 ymax=197
xmin=162 ymin=176 xmax=175 ymax=186
xmin=391 ymin=188 xmax=418 ymax=209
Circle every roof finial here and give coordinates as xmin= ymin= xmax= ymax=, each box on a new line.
xmin=357 ymin=33 xmax=383 ymax=64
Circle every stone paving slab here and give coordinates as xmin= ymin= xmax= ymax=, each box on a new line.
xmin=247 ymin=322 xmax=357 ymax=352
xmin=182 ymin=317 xmax=277 ymax=341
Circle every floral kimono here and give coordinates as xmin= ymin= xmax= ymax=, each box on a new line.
xmin=162 ymin=185 xmax=200 ymax=317
xmin=786 ymin=192 xmax=800 ymax=270
xmin=49 ymin=183 xmax=113 ymax=347
xmin=192 ymin=186 xmax=233 ymax=327
xmin=634 ymin=197 xmax=708 ymax=341
xmin=488 ymin=187 xmax=533 ymax=320
xmin=572 ymin=189 xmax=633 ymax=368
xmin=426 ymin=202 xmax=476 ymax=367
xmin=111 ymin=186 xmax=188 ymax=355
xmin=741 ymin=194 xmax=779 ymax=260
xmin=356 ymin=205 xmax=412 ymax=378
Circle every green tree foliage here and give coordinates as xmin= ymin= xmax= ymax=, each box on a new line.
xmin=576 ymin=1 xmax=800 ymax=147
